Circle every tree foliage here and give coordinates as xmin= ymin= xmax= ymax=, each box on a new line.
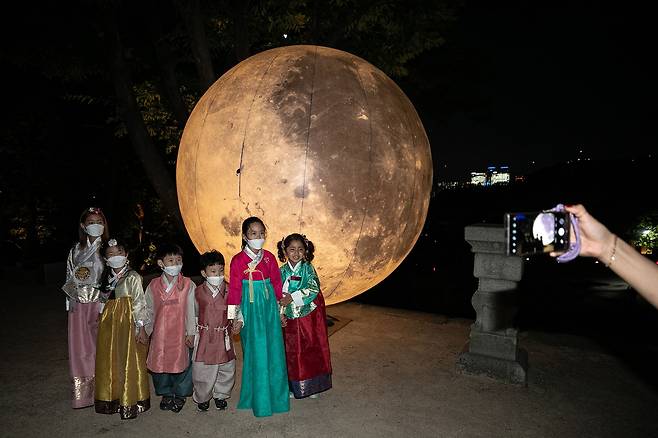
xmin=1 ymin=0 xmax=458 ymax=267
xmin=629 ymin=211 xmax=658 ymax=249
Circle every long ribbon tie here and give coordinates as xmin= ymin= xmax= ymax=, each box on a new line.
xmin=243 ymin=267 xmax=267 ymax=303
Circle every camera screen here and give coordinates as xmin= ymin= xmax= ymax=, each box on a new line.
xmin=506 ymin=211 xmax=569 ymax=256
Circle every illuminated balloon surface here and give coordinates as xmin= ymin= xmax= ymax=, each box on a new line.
xmin=177 ymin=45 xmax=432 ymax=304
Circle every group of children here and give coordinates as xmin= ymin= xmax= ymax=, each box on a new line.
xmin=63 ymin=207 xmax=332 ymax=419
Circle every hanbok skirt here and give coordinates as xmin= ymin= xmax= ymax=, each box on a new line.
xmin=238 ymin=278 xmax=289 ymax=417
xmin=284 ymin=292 xmax=332 ymax=398
xmin=94 ymin=297 xmax=150 ymax=419
xmin=68 ymin=301 xmax=100 ymax=408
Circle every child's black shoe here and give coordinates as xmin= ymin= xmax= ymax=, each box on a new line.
xmin=214 ymin=398 xmax=227 ymax=410
xmin=171 ymin=397 xmax=186 ymax=413
xmin=196 ymin=400 xmax=210 ymax=412
xmin=159 ymin=396 xmax=174 ymax=411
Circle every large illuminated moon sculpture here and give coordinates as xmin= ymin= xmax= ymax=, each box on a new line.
xmin=177 ymin=45 xmax=432 ymax=305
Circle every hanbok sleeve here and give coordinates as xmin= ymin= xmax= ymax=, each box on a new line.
xmin=64 ymin=248 xmax=75 ymax=311
xmin=127 ymin=272 xmax=148 ymax=328
xmin=290 ymin=263 xmax=320 ymax=307
xmin=227 ymin=255 xmax=242 ymax=319
xmin=65 ymin=248 xmax=74 ymax=283
xmin=144 ymin=283 xmax=155 ymax=336
xmin=268 ymin=254 xmax=284 ymax=301
xmin=185 ymin=283 xmax=197 ymax=336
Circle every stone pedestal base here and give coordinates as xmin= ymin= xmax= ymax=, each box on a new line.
xmin=460 ymin=224 xmax=528 ymax=385
xmin=457 ymin=343 xmax=528 ymax=385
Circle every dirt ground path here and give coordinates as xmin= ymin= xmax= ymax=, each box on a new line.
xmin=2 ymin=273 xmax=657 ymax=437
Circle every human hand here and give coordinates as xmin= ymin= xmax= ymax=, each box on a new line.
xmin=550 ymin=204 xmax=616 ymax=261
xmin=279 ymin=293 xmax=293 ymax=307
xmin=136 ymin=327 xmax=149 ymax=345
xmin=232 ymin=320 xmax=243 ymax=334
xmin=185 ymin=335 xmax=195 ymax=348
xmin=280 ymin=313 xmax=288 ymax=328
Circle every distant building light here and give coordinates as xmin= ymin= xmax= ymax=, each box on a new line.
xmin=470 ymin=172 xmax=487 ymax=186
xmin=491 ymin=171 xmax=510 ymax=185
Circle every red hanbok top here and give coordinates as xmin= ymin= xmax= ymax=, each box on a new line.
xmin=227 ymin=249 xmax=283 ymax=308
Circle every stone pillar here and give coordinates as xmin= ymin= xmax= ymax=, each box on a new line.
xmin=456 ymin=224 xmax=527 ymax=385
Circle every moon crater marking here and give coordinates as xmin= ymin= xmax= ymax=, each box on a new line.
xmin=177 ymin=45 xmax=432 ymax=304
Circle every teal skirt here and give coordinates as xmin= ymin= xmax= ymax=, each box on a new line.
xmin=238 ymin=278 xmax=290 ymax=417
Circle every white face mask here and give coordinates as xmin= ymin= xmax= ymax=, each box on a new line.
xmin=85 ymin=223 xmax=104 ymax=237
xmin=162 ymin=264 xmax=183 ymax=276
xmin=247 ymin=238 xmax=265 ymax=250
xmin=206 ymin=276 xmax=224 ymax=287
xmin=106 ymin=255 xmax=127 ymax=269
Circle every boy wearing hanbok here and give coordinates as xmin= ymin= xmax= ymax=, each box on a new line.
xmin=145 ymin=243 xmax=196 ymax=413
xmin=187 ymin=250 xmax=243 ymax=411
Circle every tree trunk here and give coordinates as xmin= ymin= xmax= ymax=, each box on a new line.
xmin=100 ymin=9 xmax=185 ymax=232
xmin=232 ymin=0 xmax=251 ymax=62
xmin=311 ymin=0 xmax=319 ymax=44
xmin=177 ymin=0 xmax=216 ymax=90
xmin=145 ymin=5 xmax=190 ymax=129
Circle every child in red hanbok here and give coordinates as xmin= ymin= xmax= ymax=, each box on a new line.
xmin=277 ymin=233 xmax=332 ymax=399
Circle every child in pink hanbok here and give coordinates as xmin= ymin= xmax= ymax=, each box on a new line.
xmin=62 ymin=207 xmax=109 ymax=408
xmin=145 ymin=243 xmax=196 ymax=413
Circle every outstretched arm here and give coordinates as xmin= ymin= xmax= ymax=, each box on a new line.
xmin=556 ymin=204 xmax=658 ymax=308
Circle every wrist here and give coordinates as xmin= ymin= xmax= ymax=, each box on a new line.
xmin=599 ymin=233 xmax=618 ymax=267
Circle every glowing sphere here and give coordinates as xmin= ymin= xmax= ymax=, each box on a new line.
xmin=177 ymin=45 xmax=432 ymax=304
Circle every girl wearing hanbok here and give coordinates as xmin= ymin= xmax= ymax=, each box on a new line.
xmin=277 ymin=234 xmax=332 ymax=399
xmin=227 ymin=217 xmax=290 ymax=417
xmin=62 ymin=207 xmax=108 ymax=408
xmin=94 ymin=239 xmax=150 ymax=419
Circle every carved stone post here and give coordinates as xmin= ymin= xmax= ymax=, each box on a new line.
xmin=457 ymin=224 xmax=527 ymax=385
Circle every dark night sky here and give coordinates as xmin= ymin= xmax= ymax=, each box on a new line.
xmin=2 ymin=1 xmax=655 ymax=184
xmin=418 ymin=1 xmax=655 ymax=181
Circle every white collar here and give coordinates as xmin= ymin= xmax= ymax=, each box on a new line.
xmin=287 ymin=260 xmax=301 ymax=272
xmin=161 ymin=273 xmax=177 ymax=293
xmin=108 ymin=265 xmax=129 ymax=289
xmin=82 ymin=236 xmax=101 ymax=251
xmin=206 ymin=281 xmax=222 ymax=297
xmin=244 ymin=245 xmax=262 ymax=260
